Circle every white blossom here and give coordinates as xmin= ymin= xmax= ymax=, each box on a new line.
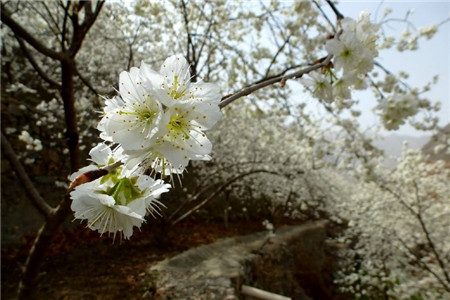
xmin=70 ymin=179 xmax=145 ymax=240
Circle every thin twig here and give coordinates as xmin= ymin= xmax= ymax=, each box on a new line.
xmin=219 ymin=55 xmax=332 ymax=109
xmin=396 ymin=235 xmax=450 ymax=291
xmin=313 ymin=0 xmax=335 ymax=32
xmin=171 ymin=169 xmax=280 ymax=226
xmin=15 ymin=35 xmax=62 ymax=89
xmin=1 ymin=131 xmax=53 ymax=217
xmin=1 ymin=4 xmax=64 ymax=60
xmin=264 ymin=35 xmax=291 ymax=78
xmin=325 ymin=0 xmax=344 ymax=20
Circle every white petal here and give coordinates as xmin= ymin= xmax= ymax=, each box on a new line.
xmin=140 ymin=61 xmax=164 ymax=89
xmin=119 ymin=67 xmax=147 ymax=104
xmin=89 ymin=143 xmax=112 ymax=165
xmin=154 ymin=141 xmax=190 ymax=171
xmin=160 ymin=54 xmax=191 ymax=84
xmin=186 ymin=131 xmax=212 ymax=154
xmin=189 ymin=82 xmax=221 ymax=104
xmin=189 ymin=102 xmax=222 ymax=129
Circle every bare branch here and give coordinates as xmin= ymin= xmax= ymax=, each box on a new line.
xmin=61 ymin=0 xmax=70 ymax=51
xmin=68 ymin=0 xmax=105 ymax=57
xmin=374 ymin=61 xmax=412 ymax=90
xmin=326 ymin=0 xmax=344 ymax=21
xmin=171 ymin=169 xmax=280 ymax=226
xmin=1 ymin=131 xmax=53 ymax=217
xmin=264 ymin=35 xmax=291 ymax=78
xmin=74 ymin=62 xmax=100 ymax=95
xmin=313 ymin=0 xmax=335 ymax=32
xmin=396 ymin=235 xmax=450 ymax=292
xmin=18 ymin=191 xmax=73 ymax=299
xmin=180 ymin=0 xmax=198 ymax=81
xmin=412 ymin=180 xmax=450 ymax=284
xmin=15 ymin=35 xmax=62 ymax=89
xmin=219 ymin=55 xmax=333 ymax=109
xmin=1 ymin=4 xmax=64 ymax=60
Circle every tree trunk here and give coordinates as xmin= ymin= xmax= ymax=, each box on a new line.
xmin=18 ymin=58 xmax=80 ymax=299
xmin=17 ymin=195 xmax=72 ymax=300
xmin=60 ymin=59 xmax=80 ymax=172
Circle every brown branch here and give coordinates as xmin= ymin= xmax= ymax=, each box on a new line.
xmin=325 ymin=0 xmax=344 ymax=20
xmin=68 ymin=1 xmax=105 ymax=57
xmin=374 ymin=61 xmax=412 ymax=90
xmin=60 ymin=0 xmax=70 ymax=51
xmin=264 ymin=35 xmax=291 ymax=78
xmin=125 ymin=22 xmax=142 ymax=71
xmin=171 ymin=169 xmax=279 ymax=226
xmin=180 ymin=0 xmax=198 ymax=81
xmin=1 ymin=131 xmax=53 ymax=217
xmin=17 ymin=191 xmax=72 ymax=300
xmin=313 ymin=0 xmax=336 ymax=32
xmin=196 ymin=14 xmax=214 ymax=68
xmin=74 ymin=62 xmax=100 ymax=95
xmin=416 ymin=211 xmax=450 ymax=284
xmin=15 ymin=35 xmax=62 ymax=89
xmin=379 ymin=181 xmax=450 ymax=288
xmin=413 ymin=181 xmax=450 ymax=284
xmin=1 ymin=4 xmax=64 ymax=60
xmin=396 ymin=235 xmax=450 ymax=292
xmin=60 ymin=59 xmax=81 ymax=172
xmin=17 ymin=159 xmax=121 ymax=299
xmin=219 ymin=55 xmax=332 ymax=109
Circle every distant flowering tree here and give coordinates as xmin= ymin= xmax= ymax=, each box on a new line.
xmin=333 ymin=148 xmax=450 ymax=298
xmin=1 ymin=0 xmax=448 ymax=299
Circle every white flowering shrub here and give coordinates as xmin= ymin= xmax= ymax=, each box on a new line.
xmin=333 ymin=149 xmax=450 ymax=299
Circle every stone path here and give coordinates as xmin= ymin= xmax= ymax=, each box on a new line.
xmin=146 ymin=220 xmax=330 ymax=300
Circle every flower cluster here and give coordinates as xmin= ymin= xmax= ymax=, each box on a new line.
xmin=98 ymin=55 xmax=222 ymax=177
xmin=376 ymin=92 xmax=420 ymax=130
xmin=18 ymin=130 xmax=43 ymax=151
xmin=301 ymin=14 xmax=379 ymax=106
xmin=334 ymin=148 xmax=450 ymax=298
xmin=70 ymin=144 xmax=171 ymax=239
xmin=70 ymin=55 xmax=222 ymax=238
xmin=326 ymin=13 xmax=379 ymax=75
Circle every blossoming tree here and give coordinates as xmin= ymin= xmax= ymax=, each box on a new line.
xmin=1 ymin=0 xmax=448 ymax=299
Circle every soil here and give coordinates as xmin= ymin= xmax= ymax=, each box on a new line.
xmin=1 ymin=220 xmax=268 ymax=300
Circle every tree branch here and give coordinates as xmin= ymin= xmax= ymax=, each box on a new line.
xmin=74 ymin=62 xmax=100 ymax=95
xmin=180 ymin=0 xmax=198 ymax=81
xmin=60 ymin=0 xmax=70 ymax=51
xmin=68 ymin=0 xmax=105 ymax=57
xmin=219 ymin=55 xmax=332 ymax=109
xmin=171 ymin=169 xmax=279 ymax=226
xmin=1 ymin=131 xmax=53 ymax=217
xmin=264 ymin=35 xmax=291 ymax=78
xmin=396 ymin=235 xmax=450 ymax=292
xmin=1 ymin=5 xmax=64 ymax=60
xmin=15 ymin=35 xmax=62 ymax=89
xmin=413 ymin=180 xmax=450 ymax=284
xmin=326 ymin=0 xmax=344 ymax=21
xmin=17 ymin=191 xmax=72 ymax=299
xmin=313 ymin=0 xmax=335 ymax=32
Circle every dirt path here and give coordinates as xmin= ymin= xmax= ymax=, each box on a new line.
xmin=2 ymin=220 xmax=264 ymax=300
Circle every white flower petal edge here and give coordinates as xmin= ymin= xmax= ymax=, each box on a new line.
xmin=70 ymin=179 xmax=145 ymax=240
xmin=98 ymin=68 xmax=165 ymax=151
xmin=127 ymin=176 xmax=171 ymax=217
xmin=89 ymin=143 xmax=112 ymax=165
xmin=97 ymin=54 xmax=222 ymax=177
